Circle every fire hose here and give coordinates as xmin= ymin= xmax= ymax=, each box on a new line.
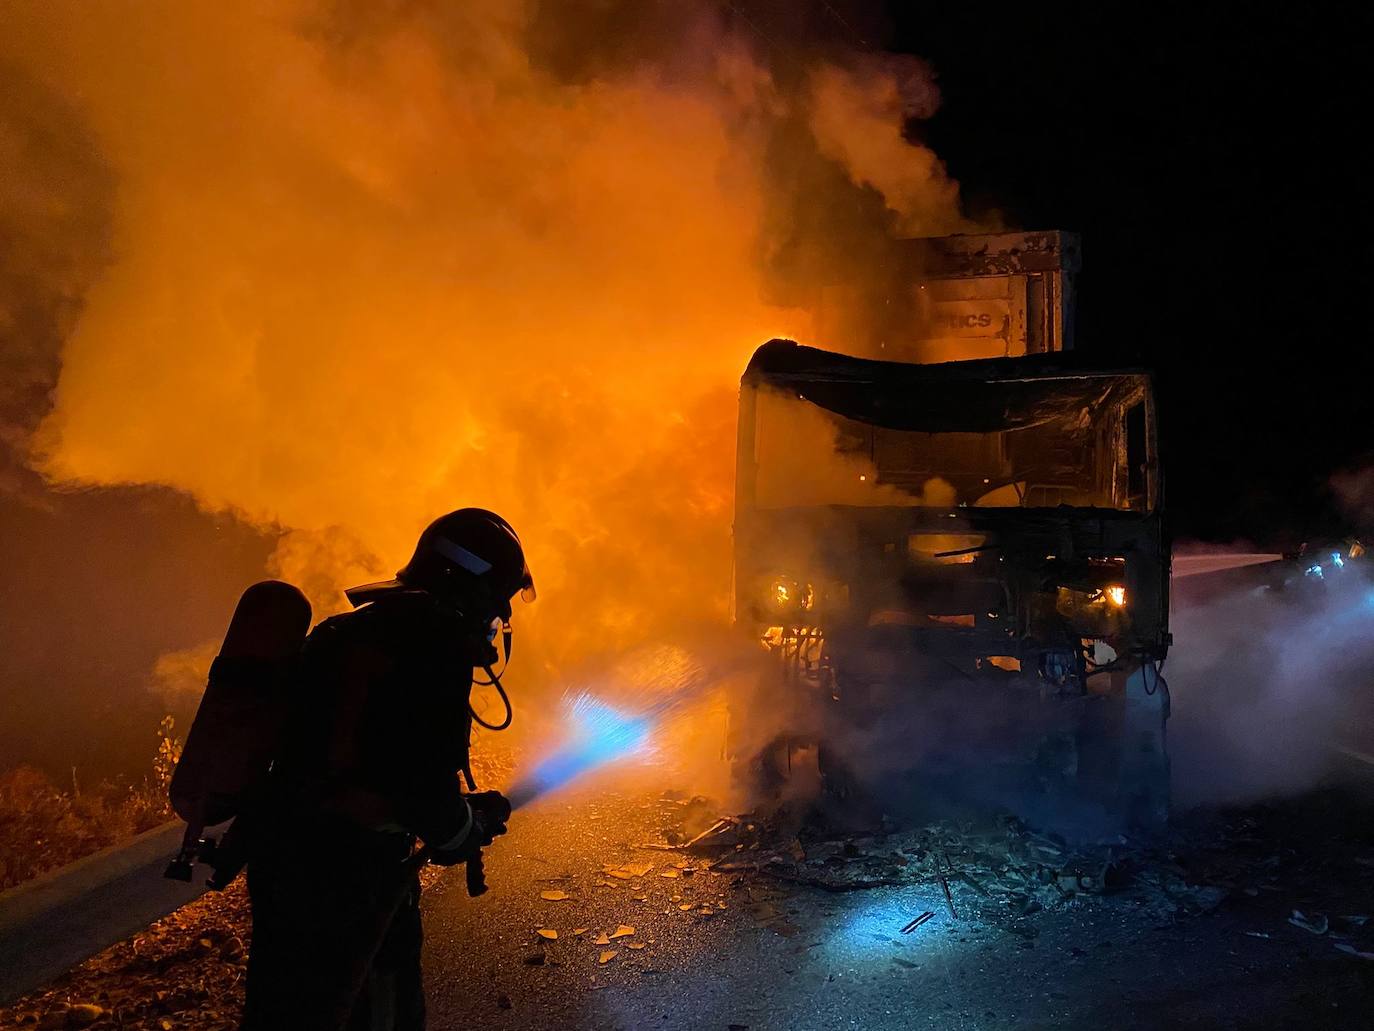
xmin=399 ymin=841 xmax=485 ymax=896
xmin=338 ymin=791 xmax=510 ymax=1015
xmin=354 ymin=758 xmax=585 ymax=995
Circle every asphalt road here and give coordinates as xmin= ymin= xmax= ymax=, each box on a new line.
xmin=419 ymin=769 xmax=1374 ymax=1031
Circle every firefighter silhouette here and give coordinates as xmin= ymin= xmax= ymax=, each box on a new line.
xmin=170 ymin=509 xmax=533 ymax=1031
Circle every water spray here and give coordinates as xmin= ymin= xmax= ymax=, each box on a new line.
xmin=503 ymin=643 xmax=744 ymax=809
xmin=506 ymin=691 xmax=672 ymax=809
xmin=438 ymin=645 xmax=746 ymax=900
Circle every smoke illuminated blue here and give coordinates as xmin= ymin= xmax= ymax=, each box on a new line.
xmin=506 ymin=692 xmax=654 ymax=809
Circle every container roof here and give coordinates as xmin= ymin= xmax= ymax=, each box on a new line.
xmin=742 ymin=339 xmax=1152 ymax=433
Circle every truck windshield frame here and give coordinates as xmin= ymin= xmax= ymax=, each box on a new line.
xmin=739 ymin=342 xmax=1159 ymax=516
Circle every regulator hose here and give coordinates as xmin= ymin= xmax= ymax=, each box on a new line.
xmin=470 ymin=622 xmax=515 ymax=731
xmin=470 ymin=667 xmax=514 ymax=731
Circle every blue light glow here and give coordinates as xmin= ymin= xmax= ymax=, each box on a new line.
xmin=1307 ymin=564 xmax=1324 ymax=578
xmin=824 ymin=886 xmax=964 ymax=963
xmin=1333 ymin=553 xmax=1345 ymax=568
xmin=505 ymin=692 xmax=653 ymax=809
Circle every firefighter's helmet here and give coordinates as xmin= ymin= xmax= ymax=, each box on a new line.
xmin=345 ymin=508 xmax=535 ymax=617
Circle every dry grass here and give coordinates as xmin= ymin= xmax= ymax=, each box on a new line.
xmin=0 ymin=767 xmax=169 ymax=894
xmin=0 ymin=718 xmax=177 ymax=893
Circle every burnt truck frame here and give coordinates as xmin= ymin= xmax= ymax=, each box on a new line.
xmin=732 ymin=339 xmax=1172 ymax=820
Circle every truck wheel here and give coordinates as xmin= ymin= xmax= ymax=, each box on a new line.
xmin=1078 ymin=664 xmax=1170 ymax=830
xmin=817 ymin=741 xmax=859 ymax=800
xmin=731 ymin=735 xmax=822 ymax=800
xmin=1075 ymin=692 xmax=1124 ymax=804
xmin=1121 ymin=662 xmax=1171 ymax=830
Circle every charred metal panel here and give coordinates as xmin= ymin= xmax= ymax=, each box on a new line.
xmin=813 ymin=230 xmax=1080 ymax=363
xmin=901 ymin=230 xmax=1079 ymax=360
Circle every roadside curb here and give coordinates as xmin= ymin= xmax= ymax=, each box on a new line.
xmin=0 ymin=821 xmax=207 ymax=1005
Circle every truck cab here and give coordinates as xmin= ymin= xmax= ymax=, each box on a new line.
xmin=731 ymin=233 xmax=1171 ymax=825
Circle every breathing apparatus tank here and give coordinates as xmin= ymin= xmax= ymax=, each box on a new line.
xmin=165 ymin=580 xmax=312 ymax=881
xmin=166 ymin=510 xmax=533 ymax=883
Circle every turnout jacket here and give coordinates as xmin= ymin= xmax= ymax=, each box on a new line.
xmin=271 ymin=591 xmax=483 ymax=849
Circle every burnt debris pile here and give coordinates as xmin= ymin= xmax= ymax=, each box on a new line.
xmin=650 ymin=788 xmax=1374 ymax=948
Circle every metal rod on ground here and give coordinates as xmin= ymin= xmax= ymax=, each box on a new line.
xmin=938 ymin=850 xmax=958 ymax=920
xmin=900 ymin=911 xmax=935 ymax=934
xmin=682 ymin=818 xmax=733 ymax=849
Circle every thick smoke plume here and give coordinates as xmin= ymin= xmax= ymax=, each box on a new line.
xmin=0 ymin=62 xmax=113 ymax=497
xmin=1168 ymin=550 xmax=1374 ymax=806
xmin=2 ymin=2 xmax=974 ymax=717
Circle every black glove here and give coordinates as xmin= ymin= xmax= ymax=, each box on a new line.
xmin=467 ymin=789 xmax=512 ymax=846
xmin=428 ymin=790 xmax=511 ymax=866
xmin=428 ymin=841 xmax=468 ymax=866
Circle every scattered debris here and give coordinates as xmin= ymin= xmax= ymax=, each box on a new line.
xmin=1289 ymin=910 xmax=1329 ymax=935
xmin=598 ymin=950 xmax=618 ymax=965
xmin=649 ymin=799 xmax=1270 ymax=933
xmin=540 ymin=890 xmax=572 ymax=901
xmin=1056 ymin=856 xmax=1114 ymax=894
xmin=683 ymin=816 xmax=736 ymax=849
xmin=573 ymin=927 xmax=588 ymax=936
xmin=610 ymin=925 xmax=635 ymax=939
xmin=536 ymin=929 xmax=558 ymax=940
xmin=627 ymin=942 xmax=646 ymax=950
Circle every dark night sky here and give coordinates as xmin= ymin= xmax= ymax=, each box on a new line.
xmin=887 ymin=3 xmax=1371 ymax=543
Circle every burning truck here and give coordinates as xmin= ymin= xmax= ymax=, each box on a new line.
xmin=731 ymin=232 xmax=1172 ymax=827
